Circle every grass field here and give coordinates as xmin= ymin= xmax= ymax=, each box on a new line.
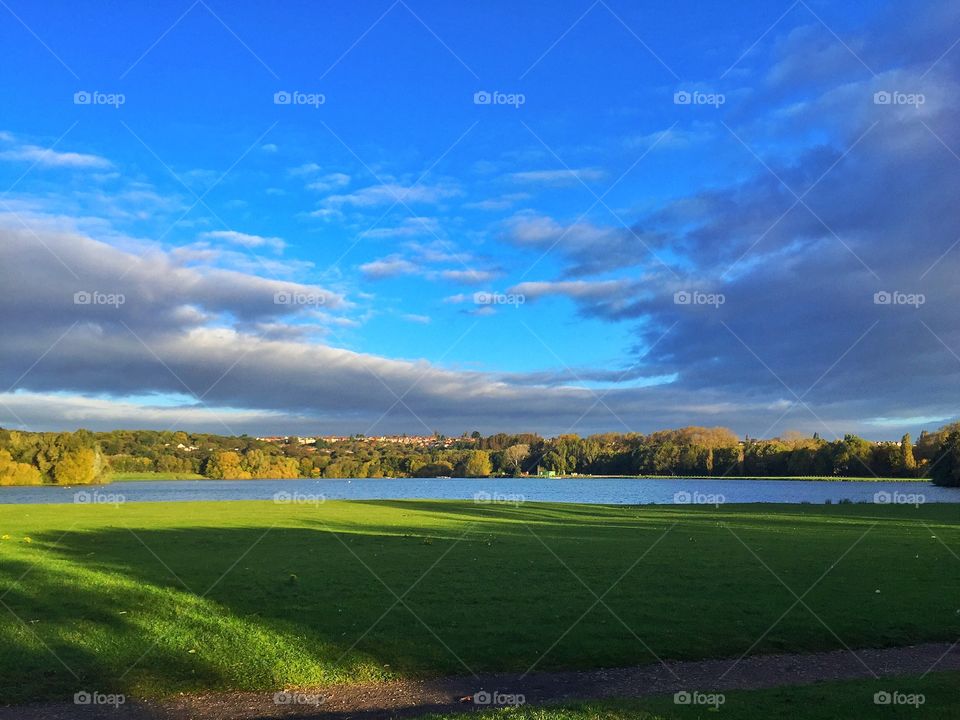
xmin=425 ymin=672 xmax=960 ymax=719
xmin=0 ymin=500 xmax=957 ymax=704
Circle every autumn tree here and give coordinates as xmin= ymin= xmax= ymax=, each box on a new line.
xmin=53 ymin=448 xmax=101 ymax=485
xmin=204 ymin=451 xmax=251 ymax=479
xmin=899 ymin=433 xmax=917 ymax=476
xmin=458 ymin=450 xmax=492 ymax=477
xmin=502 ymin=444 xmax=530 ymax=475
xmin=0 ymin=449 xmax=42 ymax=485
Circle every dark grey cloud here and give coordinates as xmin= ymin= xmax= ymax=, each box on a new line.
xmin=500 ymin=1 xmax=960 ymax=437
xmin=0 ymin=221 xmax=857 ymax=438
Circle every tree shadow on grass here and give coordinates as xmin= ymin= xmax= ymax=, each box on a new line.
xmin=0 ymin=555 xmax=230 ymax=705
xmin=2 ymin=502 xmax=957 ymax=705
xmin=3 ymin=518 xmax=694 ymax=703
xmin=331 ymin=499 xmax=942 ymax=536
xmin=317 ymin=500 xmax=686 ymax=539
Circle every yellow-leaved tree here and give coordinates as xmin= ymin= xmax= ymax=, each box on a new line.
xmin=53 ymin=448 xmax=101 ymax=485
xmin=0 ymin=449 xmax=42 ymax=486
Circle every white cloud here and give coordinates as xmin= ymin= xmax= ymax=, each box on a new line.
xmin=361 ymin=217 xmax=440 ymax=238
xmin=325 ymin=182 xmax=460 ymax=207
xmin=401 ymin=313 xmax=432 ymax=324
xmin=464 ymin=192 xmax=530 ymax=210
xmin=0 ymin=144 xmax=111 ymax=169
xmin=508 ymin=279 xmax=632 ymax=301
xmin=359 ymin=241 xmax=497 ymax=285
xmin=199 ymin=230 xmax=286 ymax=252
xmin=290 ymin=162 xmax=322 ymax=175
xmin=625 ymin=126 xmax=713 ymax=150
xmin=0 ymin=391 xmax=292 ymax=433
xmin=508 ymin=168 xmax=605 ymax=186
xmin=359 ymin=257 xmax=420 ymax=279
xmin=307 ymin=207 xmax=343 ymax=221
xmin=440 ymin=269 xmax=498 ymax=284
xmin=307 ymin=172 xmax=351 ymax=192
xmin=506 ymin=213 xmax=612 ymax=249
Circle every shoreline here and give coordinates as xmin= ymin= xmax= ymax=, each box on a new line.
xmin=103 ymin=473 xmax=932 ymax=483
xmin=0 ymin=474 xmax=935 ymax=488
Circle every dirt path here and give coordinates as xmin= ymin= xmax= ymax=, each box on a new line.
xmin=3 ymin=641 xmax=957 ymax=720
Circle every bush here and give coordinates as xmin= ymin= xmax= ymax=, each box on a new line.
xmin=414 ymin=462 xmax=455 ymax=478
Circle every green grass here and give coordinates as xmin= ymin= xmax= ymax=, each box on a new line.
xmin=424 ymin=672 xmax=960 ymax=719
xmin=0 ymin=500 xmax=957 ymax=703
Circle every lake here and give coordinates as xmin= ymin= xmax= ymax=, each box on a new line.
xmin=0 ymin=477 xmax=957 ymax=505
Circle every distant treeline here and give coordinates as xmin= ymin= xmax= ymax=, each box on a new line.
xmin=2 ymin=424 xmax=960 ymax=487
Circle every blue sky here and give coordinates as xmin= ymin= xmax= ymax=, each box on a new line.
xmin=0 ymin=0 xmax=958 ymax=438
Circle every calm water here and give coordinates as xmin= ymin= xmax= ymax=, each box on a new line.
xmin=0 ymin=477 xmax=957 ymax=505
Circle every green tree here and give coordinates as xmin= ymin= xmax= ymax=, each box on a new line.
xmin=870 ymin=443 xmax=900 ymax=477
xmin=649 ymin=442 xmax=681 ymax=475
xmin=899 ymin=433 xmax=917 ymax=476
xmin=155 ymin=454 xmax=192 ymax=473
xmin=458 ymin=450 xmax=492 ymax=477
xmin=414 ymin=462 xmax=454 ymax=478
xmin=713 ymin=445 xmax=743 ymax=476
xmin=240 ymin=449 xmax=265 ymax=476
xmin=930 ymin=430 xmax=960 ymax=487
xmin=539 ymin=450 xmax=566 ymax=474
xmin=830 ymin=435 xmax=874 ymax=476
